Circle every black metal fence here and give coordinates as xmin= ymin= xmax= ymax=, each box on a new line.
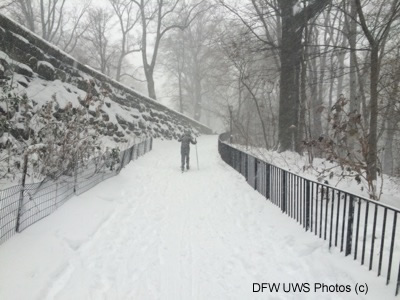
xmin=0 ymin=137 xmax=153 ymax=245
xmin=218 ymin=132 xmax=400 ymax=296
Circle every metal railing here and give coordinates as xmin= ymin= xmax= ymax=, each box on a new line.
xmin=218 ymin=132 xmax=400 ymax=296
xmin=0 ymin=137 xmax=153 ymax=245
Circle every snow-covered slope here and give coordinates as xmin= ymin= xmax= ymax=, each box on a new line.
xmin=0 ymin=136 xmax=395 ymax=299
xmin=0 ymin=13 xmax=211 ymax=147
xmin=0 ymin=13 xmax=212 ymax=186
xmin=231 ymin=143 xmax=400 ymax=208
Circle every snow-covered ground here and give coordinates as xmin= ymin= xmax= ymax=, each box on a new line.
xmin=232 ymin=143 xmax=400 ymax=209
xmin=0 ymin=136 xmax=396 ymax=299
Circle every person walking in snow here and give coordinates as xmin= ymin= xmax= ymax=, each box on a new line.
xmin=178 ymin=130 xmax=197 ymax=171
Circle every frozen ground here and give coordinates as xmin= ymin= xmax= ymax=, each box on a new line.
xmin=0 ymin=136 xmax=396 ymax=299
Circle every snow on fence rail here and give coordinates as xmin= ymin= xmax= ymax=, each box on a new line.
xmin=218 ymin=132 xmax=400 ymax=296
xmin=0 ymin=137 xmax=153 ymax=245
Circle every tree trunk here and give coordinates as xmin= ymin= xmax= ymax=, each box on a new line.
xmin=383 ymin=122 xmax=396 ymax=175
xmin=347 ymin=0 xmax=358 ymax=151
xmin=277 ymin=0 xmax=331 ymax=151
xmin=325 ymin=63 xmax=335 ymax=135
xmin=116 ymin=33 xmax=126 ymax=82
xmin=278 ymin=3 xmax=302 ymax=151
xmin=178 ymin=70 xmax=183 ymax=113
xmin=316 ymin=49 xmax=326 ymax=139
xmin=348 ymin=0 xmax=358 ymax=113
xmin=192 ymin=56 xmax=202 ymax=121
xmin=116 ymin=53 xmax=124 ymax=82
xmin=356 ymin=54 xmax=370 ymax=126
xmin=366 ymin=46 xmax=379 ymax=182
xmin=310 ymin=49 xmax=323 ymax=139
xmin=335 ymin=34 xmax=347 ymax=99
xmin=146 ymin=73 xmax=157 ymax=100
xmin=193 ymin=77 xmax=202 ymax=121
xmin=298 ymin=50 xmax=307 ymax=150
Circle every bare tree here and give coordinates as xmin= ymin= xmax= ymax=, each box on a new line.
xmin=6 ymin=0 xmax=91 ymax=53
xmin=355 ymin=0 xmax=400 ymax=184
xmin=56 ymin=2 xmax=92 ymax=53
xmin=9 ymin=0 xmax=36 ymax=31
xmin=378 ymin=45 xmax=400 ymax=175
xmin=179 ymin=9 xmax=224 ymax=121
xmin=159 ymin=30 xmax=186 ymax=113
xmin=219 ymin=0 xmax=332 ymax=151
xmin=132 ymin=0 xmax=206 ymax=100
xmin=109 ymin=0 xmax=141 ymax=82
xmin=85 ymin=8 xmax=116 ymax=76
xmin=0 ymin=0 xmax=17 ymax=11
xmin=39 ymin=0 xmax=67 ymax=42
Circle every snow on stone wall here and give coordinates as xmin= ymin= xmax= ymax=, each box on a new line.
xmin=0 ymin=13 xmax=212 ymax=148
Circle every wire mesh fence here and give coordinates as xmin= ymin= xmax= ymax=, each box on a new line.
xmin=0 ymin=137 xmax=153 ymax=245
xmin=218 ymin=132 xmax=400 ymax=296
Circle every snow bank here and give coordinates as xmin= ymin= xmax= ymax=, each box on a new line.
xmin=232 ymin=143 xmax=400 ymax=209
xmin=0 ymin=136 xmax=395 ymax=299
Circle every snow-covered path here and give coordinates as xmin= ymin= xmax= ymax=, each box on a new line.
xmin=0 ymin=136 xmax=394 ymax=300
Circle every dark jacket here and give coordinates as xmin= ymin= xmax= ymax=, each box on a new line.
xmin=178 ymin=134 xmax=197 ymax=154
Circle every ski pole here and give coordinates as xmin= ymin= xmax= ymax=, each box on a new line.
xmin=195 ymin=143 xmax=199 ymax=170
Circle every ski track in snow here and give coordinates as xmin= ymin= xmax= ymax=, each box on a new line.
xmin=0 ymin=136 xmax=395 ymax=300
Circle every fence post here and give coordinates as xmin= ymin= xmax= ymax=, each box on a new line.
xmin=305 ymin=180 xmax=311 ymax=231
xmin=245 ymin=154 xmax=248 ymax=182
xmin=236 ymin=150 xmax=239 ymax=174
xmin=231 ymin=149 xmax=234 ymax=169
xmin=73 ymin=162 xmax=78 ymax=194
xmin=227 ymin=145 xmax=230 ymax=165
xmin=396 ymin=263 xmax=400 ymax=296
xmin=239 ymin=151 xmax=242 ymax=175
xmin=282 ymin=170 xmax=287 ymax=213
xmin=16 ymin=152 xmax=28 ymax=233
xmin=254 ymin=158 xmax=258 ymax=190
xmin=55 ymin=182 xmax=58 ymax=208
xmin=235 ymin=150 xmax=238 ymax=171
xmin=266 ymin=164 xmax=270 ymax=200
xmin=346 ymin=195 xmax=355 ymax=256
xmin=129 ymin=145 xmax=134 ymax=162
xmin=134 ymin=144 xmax=138 ymax=160
xmin=101 ymin=163 xmax=105 ymax=181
